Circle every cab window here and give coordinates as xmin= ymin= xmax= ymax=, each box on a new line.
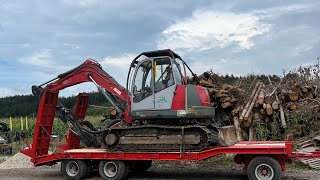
xmin=133 ymin=60 xmax=153 ymax=103
xmin=154 ymin=58 xmax=174 ymax=93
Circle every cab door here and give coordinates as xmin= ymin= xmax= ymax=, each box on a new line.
xmin=131 ymin=59 xmax=155 ymax=111
xmin=153 ymin=57 xmax=178 ymax=110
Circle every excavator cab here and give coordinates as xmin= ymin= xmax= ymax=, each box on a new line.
xmin=128 ymin=49 xmax=215 ymax=121
xmin=131 ymin=56 xmax=180 ymax=110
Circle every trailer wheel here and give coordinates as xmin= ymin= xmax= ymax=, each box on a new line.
xmin=129 ymin=160 xmax=152 ymax=173
xmin=61 ymin=160 xmax=88 ymax=180
xmin=99 ymin=160 xmax=128 ymax=180
xmin=247 ymin=156 xmax=282 ymax=180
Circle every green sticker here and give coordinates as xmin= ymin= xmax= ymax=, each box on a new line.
xmin=157 ymin=96 xmax=167 ymax=103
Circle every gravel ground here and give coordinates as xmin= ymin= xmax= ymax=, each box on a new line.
xmin=0 ymin=153 xmax=34 ymax=169
xmin=0 ymin=154 xmax=319 ymax=179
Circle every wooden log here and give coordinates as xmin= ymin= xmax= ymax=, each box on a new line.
xmin=279 ymin=105 xmax=286 ymax=128
xmin=272 ymin=100 xmax=279 ymax=110
xmin=258 ymin=89 xmax=265 ymax=105
xmin=230 ymin=87 xmax=246 ymax=94
xmin=199 ymin=79 xmax=210 ymax=86
xmin=292 ymin=84 xmax=302 ymax=94
xmin=260 ymin=108 xmax=267 ymax=116
xmin=199 ymin=79 xmax=217 ymax=88
xmin=288 ymin=90 xmax=299 ymax=101
xmin=249 ymin=125 xmax=255 ymax=141
xmin=302 ymin=86 xmax=310 ymax=93
xmin=312 ymin=105 xmax=320 ymax=113
xmin=110 ymin=109 xmax=117 ymax=116
xmin=250 ymin=110 xmax=259 ymax=141
xmin=306 ymin=92 xmax=314 ymax=99
xmin=231 ymin=105 xmax=242 ymax=116
xmin=267 ymin=77 xmax=286 ymax=128
xmin=89 ymin=105 xmax=113 ymax=109
xmin=254 ymin=101 xmax=260 ymax=108
xmin=207 ymin=88 xmax=219 ymax=94
xmin=239 ymin=82 xmax=261 ymax=121
xmin=265 ymin=104 xmax=273 ymax=115
xmin=233 ymin=117 xmax=243 ymax=141
xmin=265 ymin=95 xmax=274 ymax=104
xmin=221 ymin=102 xmax=233 ymax=108
xmin=215 ymin=90 xmax=229 ymax=97
xmin=287 ymin=102 xmax=298 ymax=110
xmin=220 ymin=96 xmax=231 ymax=103
xmin=243 ymin=113 xmax=253 ymax=128
xmin=281 ymin=89 xmax=288 ymax=97
xmin=230 ymin=98 xmax=237 ymax=103
xmin=244 ymin=83 xmax=262 ymax=119
xmin=278 ymin=94 xmax=286 ymax=101
xmin=254 ymin=111 xmax=260 ymax=120
xmin=221 ymin=83 xmax=233 ymax=90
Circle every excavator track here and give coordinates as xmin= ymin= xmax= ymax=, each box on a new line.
xmin=102 ymin=125 xmax=219 ymax=152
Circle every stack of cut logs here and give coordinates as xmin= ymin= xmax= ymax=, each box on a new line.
xmin=194 ymin=69 xmax=320 ymax=142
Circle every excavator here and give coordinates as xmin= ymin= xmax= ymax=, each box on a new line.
xmin=32 ymin=49 xmax=236 ymax=152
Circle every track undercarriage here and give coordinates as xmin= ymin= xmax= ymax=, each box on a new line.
xmin=102 ymin=123 xmax=220 ymax=152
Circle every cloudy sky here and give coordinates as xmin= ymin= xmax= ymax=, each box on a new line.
xmin=0 ymin=0 xmax=319 ymax=97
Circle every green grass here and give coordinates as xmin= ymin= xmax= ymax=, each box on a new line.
xmin=2 ymin=115 xmax=103 ymax=137
xmin=1 ymin=115 xmax=104 ymax=154
xmin=204 ymin=154 xmax=236 ymax=166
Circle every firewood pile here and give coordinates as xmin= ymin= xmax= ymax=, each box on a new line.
xmin=190 ymin=62 xmax=320 ymax=141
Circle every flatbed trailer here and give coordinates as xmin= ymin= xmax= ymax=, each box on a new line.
xmin=20 ymin=91 xmax=320 ymax=180
xmin=20 ymin=140 xmax=320 ymax=180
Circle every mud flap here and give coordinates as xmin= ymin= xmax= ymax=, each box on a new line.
xmin=217 ymin=125 xmax=238 ymax=147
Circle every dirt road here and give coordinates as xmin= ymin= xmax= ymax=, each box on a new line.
xmin=0 ymin=161 xmax=319 ymax=180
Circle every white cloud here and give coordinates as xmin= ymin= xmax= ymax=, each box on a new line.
xmin=58 ymin=82 xmax=97 ymax=97
xmin=158 ymin=10 xmax=271 ymax=51
xmin=0 ymin=83 xmax=31 ymax=97
xmin=100 ymin=53 xmax=136 ymax=86
xmin=19 ymin=49 xmax=56 ymax=68
xmin=253 ymin=3 xmax=318 ymax=19
xmin=101 ymin=53 xmax=135 ymax=67
xmin=187 ymin=58 xmax=251 ymax=77
xmin=0 ymin=88 xmax=15 ymax=97
xmin=63 ymin=43 xmax=80 ymax=50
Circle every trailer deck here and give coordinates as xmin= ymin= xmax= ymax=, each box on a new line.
xmin=30 ymin=141 xmax=291 ymax=165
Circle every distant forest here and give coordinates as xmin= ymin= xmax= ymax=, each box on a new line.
xmin=0 ymin=92 xmax=111 ymax=118
xmin=0 ymin=74 xmax=280 ymax=118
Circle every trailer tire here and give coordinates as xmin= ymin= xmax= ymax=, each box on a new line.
xmin=247 ymin=156 xmax=282 ymax=180
xmin=61 ymin=160 xmax=88 ymax=180
xmin=129 ymin=160 xmax=152 ymax=173
xmin=99 ymin=160 xmax=128 ymax=180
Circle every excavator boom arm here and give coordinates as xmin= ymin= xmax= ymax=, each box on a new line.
xmin=46 ymin=59 xmax=127 ymax=100
xmin=42 ymin=59 xmax=128 ymax=112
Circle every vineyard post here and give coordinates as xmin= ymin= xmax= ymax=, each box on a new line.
xmin=25 ymin=116 xmax=28 ymax=130
xmin=9 ymin=117 xmax=13 ymax=130
xmin=20 ymin=117 xmax=24 ymax=130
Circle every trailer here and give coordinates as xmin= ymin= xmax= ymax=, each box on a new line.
xmin=21 ymin=139 xmax=320 ymax=180
xmin=20 ymin=91 xmax=320 ymax=180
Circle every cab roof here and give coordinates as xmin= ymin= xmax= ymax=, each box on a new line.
xmin=132 ymin=49 xmax=181 ymax=65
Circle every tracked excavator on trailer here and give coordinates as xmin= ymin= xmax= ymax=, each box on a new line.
xmin=32 ymin=49 xmax=236 ymax=152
